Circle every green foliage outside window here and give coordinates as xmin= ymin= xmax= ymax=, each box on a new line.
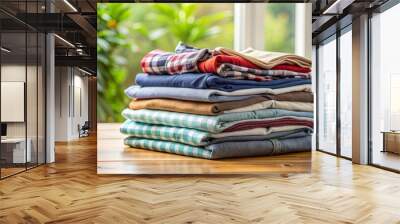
xmin=265 ymin=4 xmax=296 ymax=53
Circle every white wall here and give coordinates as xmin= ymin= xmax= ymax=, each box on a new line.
xmin=54 ymin=67 xmax=89 ymax=141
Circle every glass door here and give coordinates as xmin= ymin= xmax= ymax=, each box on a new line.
xmin=0 ymin=24 xmax=28 ymax=178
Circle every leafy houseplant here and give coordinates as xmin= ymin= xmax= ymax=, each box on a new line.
xmin=97 ymin=4 xmax=136 ymax=122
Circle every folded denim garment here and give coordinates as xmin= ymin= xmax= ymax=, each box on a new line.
xmin=123 ymin=135 xmax=311 ymax=159
xmin=214 ymin=47 xmax=312 ymax=69
xmin=125 ymin=85 xmax=312 ymax=102
xmin=135 ymin=73 xmax=311 ymax=92
xmin=207 ymin=135 xmax=312 ymax=159
xmin=140 ymin=47 xmax=211 ymax=74
xmin=129 ymin=97 xmax=268 ymax=115
xmin=120 ymin=120 xmax=312 ymax=146
xmin=121 ymin=108 xmax=313 ymax=133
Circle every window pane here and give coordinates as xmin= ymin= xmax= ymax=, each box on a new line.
xmin=340 ymin=29 xmax=352 ymax=158
xmin=1 ymin=13 xmax=28 ymax=177
xmin=371 ymin=4 xmax=400 ymax=171
xmin=265 ymin=4 xmax=295 ymax=53
xmin=318 ymin=37 xmax=337 ymax=154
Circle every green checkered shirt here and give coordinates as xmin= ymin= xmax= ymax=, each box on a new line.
xmin=122 ymin=108 xmax=220 ymax=133
xmin=124 ymin=137 xmax=212 ymax=159
xmin=120 ymin=120 xmax=210 ymax=146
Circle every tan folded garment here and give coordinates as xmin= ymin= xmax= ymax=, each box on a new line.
xmin=129 ymin=97 xmax=268 ymax=115
xmin=215 ymin=47 xmax=311 ymax=69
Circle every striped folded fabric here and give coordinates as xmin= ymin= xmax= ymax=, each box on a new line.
xmin=198 ymin=55 xmax=311 ymax=81
xmin=215 ymin=63 xmax=311 ymax=81
xmin=121 ymin=108 xmax=313 ymax=133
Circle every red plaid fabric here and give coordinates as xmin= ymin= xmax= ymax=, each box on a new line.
xmin=140 ymin=48 xmax=211 ymax=74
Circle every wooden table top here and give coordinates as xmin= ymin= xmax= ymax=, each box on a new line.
xmin=97 ymin=123 xmax=311 ymax=175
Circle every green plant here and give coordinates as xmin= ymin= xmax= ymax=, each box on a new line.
xmin=97 ymin=3 xmax=136 ymax=122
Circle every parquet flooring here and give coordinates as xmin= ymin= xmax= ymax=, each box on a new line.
xmin=1 ymin=134 xmax=400 ymax=223
xmin=98 ymin=123 xmax=311 ymax=174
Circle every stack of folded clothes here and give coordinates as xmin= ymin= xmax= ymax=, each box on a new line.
xmin=120 ymin=43 xmax=313 ymax=159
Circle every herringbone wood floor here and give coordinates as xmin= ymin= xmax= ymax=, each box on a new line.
xmin=1 ymin=135 xmax=400 ymax=223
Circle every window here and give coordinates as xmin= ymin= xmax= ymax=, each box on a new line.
xmin=317 ymin=36 xmax=337 ymax=154
xmin=0 ymin=0 xmax=46 ymax=179
xmin=339 ymin=28 xmax=352 ymax=158
xmin=370 ymin=3 xmax=400 ymax=171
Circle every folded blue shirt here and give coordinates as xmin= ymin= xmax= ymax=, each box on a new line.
xmin=135 ymin=73 xmax=311 ymax=92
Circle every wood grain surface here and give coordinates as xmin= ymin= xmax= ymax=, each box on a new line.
xmin=97 ymin=123 xmax=312 ymax=174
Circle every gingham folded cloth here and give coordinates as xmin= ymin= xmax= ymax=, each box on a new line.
xmin=121 ymin=108 xmax=313 ymax=133
xmin=120 ymin=120 xmax=312 ymax=146
xmin=140 ymin=43 xmax=211 ymax=74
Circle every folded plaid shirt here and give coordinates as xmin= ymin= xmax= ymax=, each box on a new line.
xmin=124 ymin=137 xmax=212 ymax=159
xmin=140 ymin=43 xmax=211 ymax=74
xmin=216 ymin=63 xmax=311 ymax=81
xmin=120 ymin=120 xmax=210 ymax=146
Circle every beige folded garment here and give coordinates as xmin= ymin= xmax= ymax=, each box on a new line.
xmin=211 ymin=125 xmax=312 ymax=138
xmin=129 ymin=97 xmax=268 ymax=115
xmin=224 ymin=100 xmax=314 ymax=113
xmin=214 ymin=47 xmax=311 ymax=69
